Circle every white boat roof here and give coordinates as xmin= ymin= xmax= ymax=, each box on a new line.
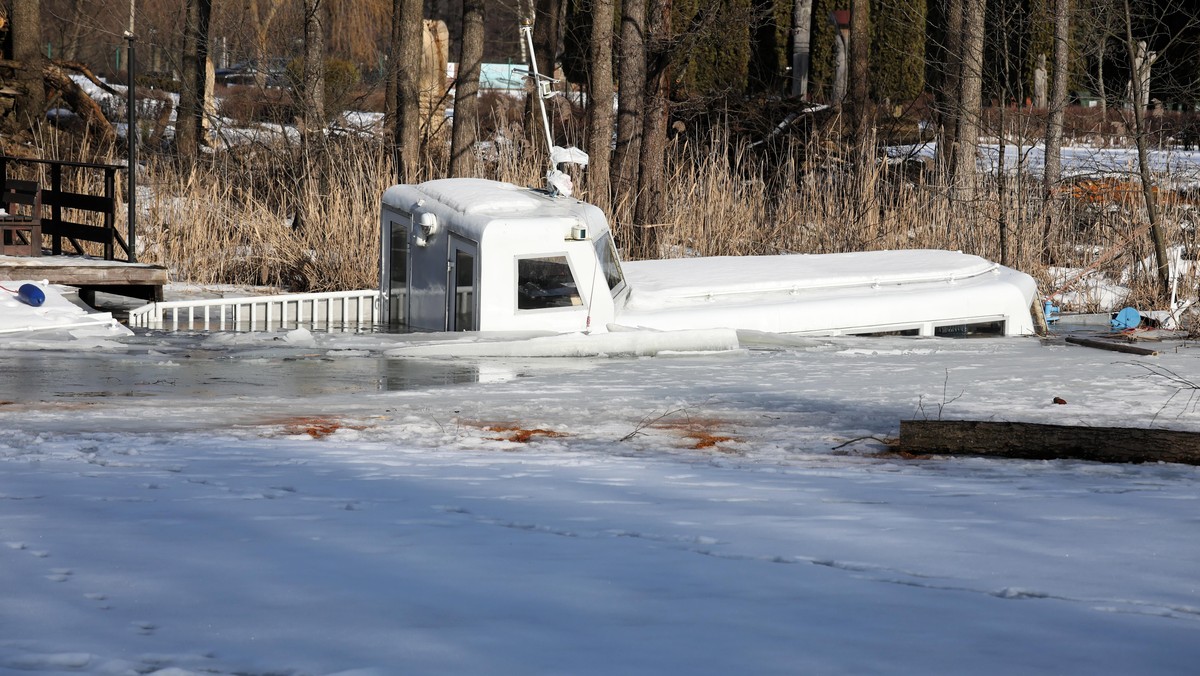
xmin=382 ymin=179 xmax=603 ymax=243
xmin=617 ymin=250 xmax=1036 ymax=335
xmin=622 ymin=250 xmax=1000 ymax=310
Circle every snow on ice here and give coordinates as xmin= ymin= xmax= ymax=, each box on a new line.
xmin=2 ymin=312 xmax=1200 ymax=674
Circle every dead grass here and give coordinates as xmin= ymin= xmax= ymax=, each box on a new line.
xmin=23 ymin=118 xmax=1197 ymax=312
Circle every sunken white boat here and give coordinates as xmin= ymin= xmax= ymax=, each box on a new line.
xmin=379 ymin=178 xmax=1037 ymax=338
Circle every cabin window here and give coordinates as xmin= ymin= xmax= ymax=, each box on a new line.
xmin=593 ymin=232 xmax=625 ymax=296
xmin=517 ymin=256 xmax=581 ymax=309
xmin=388 ymin=217 xmax=409 ymax=329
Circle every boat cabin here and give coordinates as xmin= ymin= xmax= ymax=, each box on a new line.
xmin=379 ymin=179 xmax=627 ymax=333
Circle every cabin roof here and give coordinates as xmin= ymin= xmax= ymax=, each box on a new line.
xmin=382 ymin=178 xmax=607 ymax=244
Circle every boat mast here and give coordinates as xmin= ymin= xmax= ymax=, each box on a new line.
xmin=519 ymin=18 xmax=555 ymax=160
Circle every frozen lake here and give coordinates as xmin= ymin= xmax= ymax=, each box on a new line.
xmin=2 ymin=330 xmax=1199 ymax=674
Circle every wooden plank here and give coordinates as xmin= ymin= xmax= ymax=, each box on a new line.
xmin=899 ymin=419 xmax=1200 ymax=465
xmin=1065 ymin=335 xmax=1159 ymax=356
xmin=0 ymin=261 xmax=167 ymax=286
xmin=42 ymin=220 xmax=113 ymax=243
xmin=42 ymin=190 xmax=114 ymax=213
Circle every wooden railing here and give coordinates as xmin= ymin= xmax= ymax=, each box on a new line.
xmin=0 ymin=155 xmax=132 ymax=262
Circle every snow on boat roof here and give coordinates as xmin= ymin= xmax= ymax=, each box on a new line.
xmin=623 ymin=249 xmax=1000 ymax=309
xmin=383 ymin=178 xmax=577 ymax=218
xmin=416 ymin=179 xmax=545 ymax=215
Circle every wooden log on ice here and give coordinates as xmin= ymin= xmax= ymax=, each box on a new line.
xmin=1064 ymin=335 xmax=1159 ymax=356
xmin=898 ymin=420 xmax=1200 ymax=465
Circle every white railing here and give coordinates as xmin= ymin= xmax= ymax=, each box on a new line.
xmin=128 ymin=289 xmax=383 ymax=332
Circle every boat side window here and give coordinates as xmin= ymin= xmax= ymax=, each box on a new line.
xmin=516 ymin=256 xmax=582 ymax=310
xmin=593 ymin=232 xmax=626 ymax=296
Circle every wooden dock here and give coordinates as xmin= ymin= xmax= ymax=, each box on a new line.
xmin=0 ymin=254 xmax=167 ymax=302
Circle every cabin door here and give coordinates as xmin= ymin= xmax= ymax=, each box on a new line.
xmin=447 ymin=236 xmax=479 ymax=331
xmin=385 ymin=214 xmax=411 ymax=330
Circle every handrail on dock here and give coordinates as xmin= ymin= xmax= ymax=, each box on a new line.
xmin=0 ymin=155 xmax=130 ymax=261
xmin=128 ymin=289 xmax=382 ymax=332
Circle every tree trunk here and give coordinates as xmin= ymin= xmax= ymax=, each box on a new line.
xmin=937 ymin=0 xmax=963 ymax=177
xmin=847 ymin=0 xmax=870 ymax=152
xmin=298 ymin=0 xmax=327 ymax=232
xmin=302 ymin=0 xmax=327 ymax=133
xmin=612 ymin=0 xmax=646 ymax=232
xmin=178 ymin=0 xmax=212 ymax=161
xmin=585 ymin=0 xmax=615 ymax=212
xmin=951 ymin=0 xmax=983 ymax=204
xmin=246 ymin=0 xmax=285 ymax=90
xmin=10 ymin=0 xmax=45 ymax=131
xmin=1042 ymin=0 xmax=1069 ymax=263
xmin=62 ymin=0 xmax=87 ymax=61
xmin=790 ymin=0 xmax=813 ymax=98
xmin=393 ymin=0 xmax=424 ymax=182
xmin=450 ymin=0 xmax=485 ymax=177
xmin=634 ymin=0 xmax=670 ymax=259
xmin=1123 ymin=0 xmax=1171 ymax=298
xmin=42 ymin=62 xmax=116 ymax=147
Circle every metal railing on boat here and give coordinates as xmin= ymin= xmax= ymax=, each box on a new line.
xmin=127 ymin=289 xmax=382 ymax=332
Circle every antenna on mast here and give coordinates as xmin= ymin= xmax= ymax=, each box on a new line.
xmin=517 ymin=16 xmax=588 ymax=197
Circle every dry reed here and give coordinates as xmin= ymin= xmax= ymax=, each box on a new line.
xmin=21 ymin=117 xmax=1196 ymax=314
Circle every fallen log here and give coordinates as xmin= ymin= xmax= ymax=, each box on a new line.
xmin=898 ymin=419 xmax=1200 ymax=465
xmin=1065 ymin=335 xmax=1158 ymax=356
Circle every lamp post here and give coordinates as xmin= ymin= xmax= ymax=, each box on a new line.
xmin=124 ymin=1 xmax=137 ymax=262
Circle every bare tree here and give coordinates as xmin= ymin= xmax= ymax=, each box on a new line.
xmin=393 ymin=0 xmax=424 ymax=182
xmin=450 ymin=0 xmax=485 ymax=176
xmin=950 ymin=0 xmax=984 ymax=202
xmin=937 ymin=0 xmax=964 ymax=176
xmin=791 ymin=0 xmax=812 ymax=98
xmin=9 ymin=0 xmax=45 ymax=131
xmin=301 ymin=0 xmax=326 ymax=131
xmin=847 ymin=0 xmax=870 ymax=151
xmin=296 ymin=0 xmax=327 ymax=233
xmin=178 ymin=0 xmax=213 ymax=161
xmin=1041 ymin=0 xmax=1069 ymax=261
xmin=245 ymin=0 xmax=287 ymax=89
xmin=1121 ymin=0 xmax=1170 ymax=296
xmin=634 ymin=0 xmax=671 ymax=257
xmin=612 ymin=0 xmax=646 ymax=229
xmin=585 ymin=0 xmax=615 ymax=212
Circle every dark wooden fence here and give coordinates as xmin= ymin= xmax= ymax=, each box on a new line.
xmin=0 ymin=155 xmax=133 ymax=262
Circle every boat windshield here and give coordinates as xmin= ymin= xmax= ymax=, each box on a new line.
xmin=593 ymin=232 xmax=626 ymax=296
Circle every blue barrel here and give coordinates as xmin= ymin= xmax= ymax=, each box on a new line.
xmin=17 ymin=283 xmax=45 ymax=307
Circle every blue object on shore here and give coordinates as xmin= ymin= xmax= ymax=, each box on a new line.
xmin=1111 ymin=306 xmax=1141 ymax=330
xmin=17 ymin=283 xmax=45 ymax=307
xmin=1043 ymin=300 xmax=1060 ymax=323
